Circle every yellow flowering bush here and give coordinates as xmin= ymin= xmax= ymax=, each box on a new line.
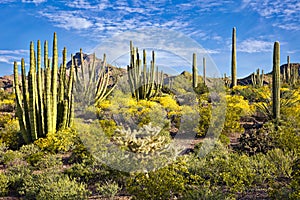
xmin=35 ymin=128 xmax=77 ymax=153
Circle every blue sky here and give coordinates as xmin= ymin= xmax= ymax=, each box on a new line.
xmin=0 ymin=0 xmax=299 ymax=78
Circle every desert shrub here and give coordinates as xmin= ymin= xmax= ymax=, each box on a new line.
xmin=231 ymin=85 xmax=270 ymax=102
xmin=6 ymin=162 xmax=31 ymax=192
xmin=0 ymin=113 xmax=13 ymax=128
xmin=222 ymin=95 xmax=253 ymax=135
xmin=34 ymin=153 xmax=63 ymax=170
xmin=20 ymin=172 xmax=89 ymax=200
xmin=126 ymin=157 xmax=189 ymax=200
xmin=190 ymin=141 xmax=256 ymax=195
xmin=0 ymin=119 xmax=24 ymax=150
xmin=196 ymin=94 xmax=252 ymax=137
xmin=193 ymin=82 xmax=209 ymax=95
xmin=98 ymin=119 xmax=118 ymax=137
xmin=68 ymin=139 xmax=94 ymax=165
xmin=1 ymin=149 xmax=24 ymax=166
xmin=153 ymin=95 xmax=181 ymax=117
xmin=19 ymin=144 xmax=45 ymax=166
xmin=0 ymin=173 xmax=9 ymax=197
xmin=65 ymin=163 xmax=95 ymax=183
xmin=34 ymin=128 xmax=77 ymax=153
xmin=98 ymin=90 xmax=170 ymax=129
xmin=266 ymin=148 xmax=296 ymax=179
xmin=96 ymin=180 xmax=120 ymax=198
xmin=0 ymin=99 xmax=14 ymax=112
xmin=196 ymin=95 xmax=211 ymax=137
xmin=269 ymin=121 xmax=300 ymax=153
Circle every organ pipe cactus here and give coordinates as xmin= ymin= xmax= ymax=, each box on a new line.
xmin=192 ymin=53 xmax=198 ymax=88
xmin=272 ymin=41 xmax=280 ymax=120
xmin=231 ymin=27 xmax=237 ymax=88
xmin=127 ymin=41 xmax=163 ymax=101
xmin=251 ymin=68 xmax=264 ymax=87
xmin=13 ymin=33 xmax=74 ymax=143
xmin=73 ymin=49 xmax=116 ymax=106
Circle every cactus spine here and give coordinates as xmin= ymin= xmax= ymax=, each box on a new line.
xmin=192 ymin=53 xmax=197 ymax=88
xmin=127 ymin=41 xmax=163 ymax=101
xmin=13 ymin=33 xmax=74 ymax=143
xmin=231 ymin=27 xmax=237 ymax=88
xmin=272 ymin=41 xmax=280 ymax=120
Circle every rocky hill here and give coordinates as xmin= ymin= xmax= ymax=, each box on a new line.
xmin=2 ymin=57 xmax=300 ymax=92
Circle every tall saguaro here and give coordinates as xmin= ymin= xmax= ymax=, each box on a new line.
xmin=203 ymin=57 xmax=206 ymax=85
xmin=272 ymin=41 xmax=280 ymax=120
xmin=192 ymin=53 xmax=198 ymax=88
xmin=231 ymin=27 xmax=237 ymax=88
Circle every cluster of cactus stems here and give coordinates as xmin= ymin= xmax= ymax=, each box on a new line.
xmin=192 ymin=53 xmax=198 ymax=88
xmin=223 ymin=73 xmax=231 ymax=87
xmin=272 ymin=41 xmax=280 ymax=120
xmin=73 ymin=49 xmax=116 ymax=106
xmin=251 ymin=68 xmax=264 ymax=87
xmin=282 ymin=55 xmax=299 ymax=85
xmin=231 ymin=27 xmax=237 ymax=88
xmin=127 ymin=41 xmax=163 ymax=101
xmin=13 ymin=33 xmax=74 ymax=144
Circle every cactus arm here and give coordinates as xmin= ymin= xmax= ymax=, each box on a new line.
xmin=14 ymin=61 xmax=30 ymax=143
xmin=29 ymin=42 xmax=37 ymax=141
xmin=51 ymin=32 xmax=58 ymax=132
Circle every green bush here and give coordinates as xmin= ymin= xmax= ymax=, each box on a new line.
xmin=96 ymin=180 xmax=120 ymax=198
xmin=20 ymin=172 xmax=89 ymax=200
xmin=19 ymin=144 xmax=44 ymax=166
xmin=126 ymin=157 xmax=188 ymax=200
xmin=34 ymin=128 xmax=77 ymax=153
xmin=0 ymin=173 xmax=9 ymax=197
xmin=0 ymin=119 xmax=24 ymax=150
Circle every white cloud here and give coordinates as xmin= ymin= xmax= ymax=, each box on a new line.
xmin=0 ymin=0 xmax=16 ymax=3
xmin=238 ymin=39 xmax=273 ymax=53
xmin=22 ymin=0 xmax=46 ymax=4
xmin=246 ymin=0 xmax=300 ymax=31
xmin=38 ymin=11 xmax=93 ymax=30
xmin=66 ymin=0 xmax=99 ymax=10
xmin=0 ymin=50 xmax=29 ymax=55
xmin=0 ymin=49 xmax=29 ymax=65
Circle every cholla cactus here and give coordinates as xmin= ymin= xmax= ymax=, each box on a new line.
xmin=112 ymin=123 xmax=170 ymax=155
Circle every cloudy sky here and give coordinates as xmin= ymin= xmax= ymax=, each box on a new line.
xmin=0 ymin=0 xmax=299 ymax=77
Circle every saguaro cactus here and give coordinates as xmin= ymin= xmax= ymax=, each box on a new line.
xmin=127 ymin=41 xmax=163 ymax=101
xmin=203 ymin=57 xmax=206 ymax=85
xmin=272 ymin=41 xmax=280 ymax=120
xmin=231 ymin=27 xmax=237 ymax=88
xmin=13 ymin=33 xmax=74 ymax=143
xmin=287 ymin=56 xmax=290 ymax=83
xmin=192 ymin=53 xmax=198 ymax=88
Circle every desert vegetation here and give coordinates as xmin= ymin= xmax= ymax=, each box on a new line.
xmin=0 ymin=29 xmax=300 ymax=200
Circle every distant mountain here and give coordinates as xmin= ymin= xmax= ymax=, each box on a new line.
xmin=3 ymin=61 xmax=300 ymax=92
